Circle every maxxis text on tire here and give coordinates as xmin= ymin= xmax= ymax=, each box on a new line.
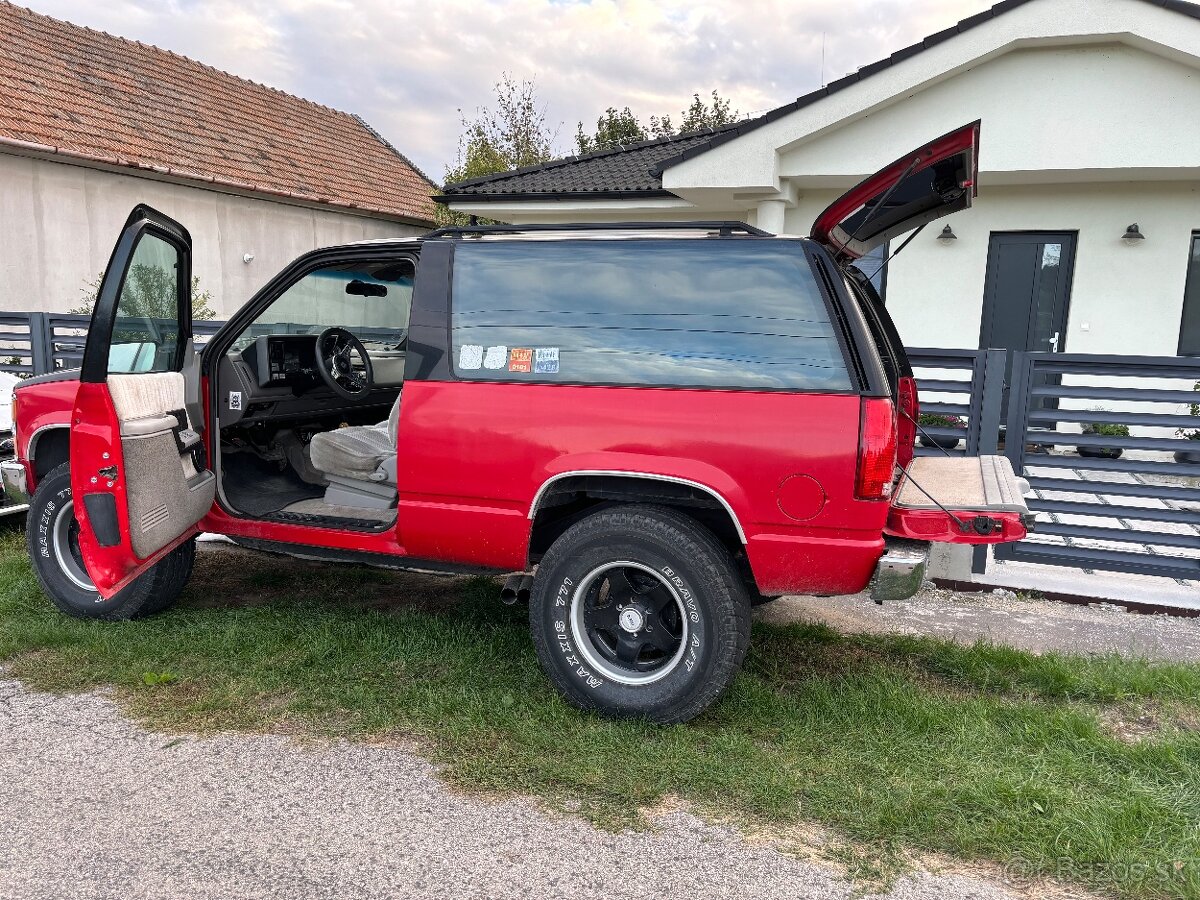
xmin=26 ymin=463 xmax=195 ymax=620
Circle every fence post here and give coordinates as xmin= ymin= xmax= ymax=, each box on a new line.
xmin=1003 ymin=351 xmax=1032 ymax=475
xmin=28 ymin=312 xmax=51 ymax=376
xmin=977 ymin=349 xmax=1006 ymax=454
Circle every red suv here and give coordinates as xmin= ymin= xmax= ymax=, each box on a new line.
xmin=3 ymin=122 xmax=1030 ymax=722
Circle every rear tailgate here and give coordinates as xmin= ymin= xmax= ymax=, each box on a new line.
xmin=886 ymin=455 xmax=1033 ymax=544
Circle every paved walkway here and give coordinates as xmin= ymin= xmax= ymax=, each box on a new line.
xmin=0 ymin=679 xmax=1025 ymax=900
xmin=760 ymin=583 xmax=1200 ymax=661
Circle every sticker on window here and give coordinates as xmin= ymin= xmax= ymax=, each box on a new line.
xmin=458 ymin=344 xmax=484 ymax=370
xmin=483 ymin=346 xmax=508 ymax=369
xmin=534 ymin=347 xmax=559 ymax=374
xmin=508 ymin=348 xmax=533 ymax=373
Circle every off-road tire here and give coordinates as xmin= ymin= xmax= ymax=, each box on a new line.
xmin=529 ymin=504 xmax=751 ymax=724
xmin=26 ymin=463 xmax=195 ymax=620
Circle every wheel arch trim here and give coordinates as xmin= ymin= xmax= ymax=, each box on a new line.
xmin=528 ymin=470 xmax=748 ymax=544
xmin=27 ymin=423 xmax=70 ymax=464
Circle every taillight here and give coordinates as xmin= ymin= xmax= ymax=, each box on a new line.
xmin=895 ymin=376 xmax=918 ymax=470
xmin=856 ymin=398 xmax=897 ymax=500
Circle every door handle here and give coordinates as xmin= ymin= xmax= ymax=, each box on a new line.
xmin=1048 ymin=331 xmax=1060 ymax=352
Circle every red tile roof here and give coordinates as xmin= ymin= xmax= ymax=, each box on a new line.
xmin=0 ymin=2 xmax=437 ymax=224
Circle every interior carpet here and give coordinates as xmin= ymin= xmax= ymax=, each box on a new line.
xmin=220 ymin=452 xmax=323 ymax=517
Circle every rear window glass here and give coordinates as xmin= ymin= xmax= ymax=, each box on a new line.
xmin=450 ymin=239 xmax=851 ymax=391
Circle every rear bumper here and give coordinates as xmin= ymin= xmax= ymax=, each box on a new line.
xmin=1 ymin=458 xmax=30 ymax=508
xmin=869 ymin=538 xmax=929 ymax=602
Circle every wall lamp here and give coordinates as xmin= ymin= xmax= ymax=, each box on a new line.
xmin=936 ymin=225 xmax=957 ymax=244
xmin=1121 ymin=224 xmax=1145 ymax=245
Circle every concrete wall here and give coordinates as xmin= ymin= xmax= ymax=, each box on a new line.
xmin=0 ymin=151 xmax=427 ymax=319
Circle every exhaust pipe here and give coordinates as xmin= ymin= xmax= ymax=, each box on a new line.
xmin=500 ymin=573 xmax=523 ymax=605
xmin=516 ymin=574 xmax=535 ymax=605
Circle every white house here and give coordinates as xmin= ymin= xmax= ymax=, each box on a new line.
xmin=443 ymin=0 xmax=1200 ymax=362
xmin=0 ymin=2 xmax=436 ymax=320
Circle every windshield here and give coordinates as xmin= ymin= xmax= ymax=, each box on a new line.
xmin=230 ymin=260 xmax=414 ymax=353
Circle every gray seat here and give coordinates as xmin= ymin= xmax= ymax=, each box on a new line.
xmin=309 ymin=393 xmax=401 ymax=507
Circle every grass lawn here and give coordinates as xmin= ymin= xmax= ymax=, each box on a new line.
xmin=1 ymin=528 xmax=1199 ymax=898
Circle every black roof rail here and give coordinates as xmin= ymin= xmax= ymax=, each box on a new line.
xmin=425 ymin=221 xmax=772 ymax=240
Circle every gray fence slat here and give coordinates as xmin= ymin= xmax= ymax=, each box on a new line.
xmin=1026 ymin=453 xmax=1200 ymax=478
xmin=1008 ymin=543 xmax=1199 ymax=578
xmin=1028 ymin=475 xmax=1200 ymax=503
xmin=1028 ymin=409 xmax=1200 ymax=429
xmin=1032 ymin=522 xmax=1200 ymax=550
xmin=1032 ymin=385 xmax=1200 ymax=404
xmin=1030 ymin=498 xmax=1200 ymax=525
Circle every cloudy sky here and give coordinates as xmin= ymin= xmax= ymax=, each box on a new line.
xmin=20 ymin=0 xmax=988 ymax=183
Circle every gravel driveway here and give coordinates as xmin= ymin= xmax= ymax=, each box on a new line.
xmin=0 ymin=677 xmax=1029 ymax=900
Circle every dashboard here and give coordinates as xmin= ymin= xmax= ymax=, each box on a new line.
xmin=249 ymin=335 xmax=319 ymax=388
xmin=218 ymin=334 xmax=405 ymax=427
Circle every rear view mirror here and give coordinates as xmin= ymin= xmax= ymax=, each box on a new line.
xmin=346 ymin=280 xmax=387 ymax=298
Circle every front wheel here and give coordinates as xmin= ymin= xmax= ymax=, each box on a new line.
xmin=529 ymin=505 xmax=751 ymax=724
xmin=26 ymin=463 xmax=196 ymax=620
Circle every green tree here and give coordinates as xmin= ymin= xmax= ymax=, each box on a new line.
xmin=574 ymin=106 xmax=647 ymax=155
xmin=70 ymin=268 xmax=218 ymax=320
xmin=438 ymin=75 xmax=558 ymax=225
xmin=573 ymin=89 xmax=739 ymax=156
xmin=678 ymin=90 xmax=738 ymax=132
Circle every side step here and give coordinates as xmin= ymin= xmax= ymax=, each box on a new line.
xmin=262 ymin=510 xmax=389 ymax=530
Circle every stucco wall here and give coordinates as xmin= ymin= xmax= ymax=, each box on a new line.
xmin=0 ymin=152 xmax=427 ymax=319
xmin=784 ymin=179 xmax=1199 ymax=357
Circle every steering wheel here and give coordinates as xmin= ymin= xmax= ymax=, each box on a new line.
xmin=314 ymin=327 xmax=374 ymax=400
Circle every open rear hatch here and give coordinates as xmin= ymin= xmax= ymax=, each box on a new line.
xmin=811 ymin=121 xmax=980 ymax=261
xmin=887 ymin=455 xmax=1033 ymax=544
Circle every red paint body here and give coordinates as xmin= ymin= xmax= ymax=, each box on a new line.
xmin=15 ymin=356 xmax=1025 ymax=600
xmin=16 ymin=377 xmax=891 ymax=596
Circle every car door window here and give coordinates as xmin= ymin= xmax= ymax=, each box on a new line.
xmin=109 ymin=233 xmax=184 ymax=374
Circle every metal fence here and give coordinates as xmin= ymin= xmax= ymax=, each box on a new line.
xmin=0 ymin=313 xmax=382 ymax=376
xmin=907 ymin=347 xmax=1006 ymax=456
xmin=996 ymin=352 xmax=1200 ymax=581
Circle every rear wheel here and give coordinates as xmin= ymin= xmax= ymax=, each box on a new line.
xmin=26 ymin=463 xmax=196 ymax=620
xmin=529 ymin=505 xmax=751 ymax=724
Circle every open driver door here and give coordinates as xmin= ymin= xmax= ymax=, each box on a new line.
xmin=70 ymin=205 xmax=216 ymax=598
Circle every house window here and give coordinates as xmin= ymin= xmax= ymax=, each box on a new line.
xmin=1182 ymin=233 xmax=1200 ymax=356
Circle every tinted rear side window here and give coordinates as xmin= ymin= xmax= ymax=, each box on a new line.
xmin=450 ymin=240 xmax=851 ymax=391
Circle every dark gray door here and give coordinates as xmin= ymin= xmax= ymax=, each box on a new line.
xmin=980 ymin=232 xmax=1077 ymax=415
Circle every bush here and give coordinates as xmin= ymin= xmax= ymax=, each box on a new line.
xmin=1082 ymin=421 xmax=1130 ymax=438
xmin=917 ymin=413 xmax=965 ymax=429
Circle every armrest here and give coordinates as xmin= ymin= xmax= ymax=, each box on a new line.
xmin=120 ymin=413 xmax=180 ymax=438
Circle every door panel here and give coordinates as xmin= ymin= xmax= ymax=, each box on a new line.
xmin=109 ymin=373 xmax=215 ymax=560
xmin=71 ymin=205 xmax=214 ymax=597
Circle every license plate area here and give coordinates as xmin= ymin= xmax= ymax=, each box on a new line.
xmin=886 ymin=455 xmax=1032 ymax=545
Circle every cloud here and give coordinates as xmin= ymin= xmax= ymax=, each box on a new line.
xmin=19 ymin=0 xmax=988 ymax=182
